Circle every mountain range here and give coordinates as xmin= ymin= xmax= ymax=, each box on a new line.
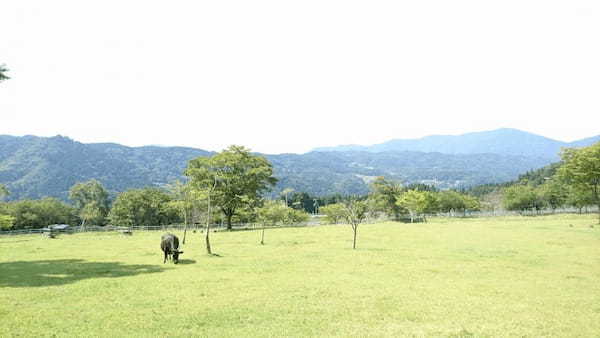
xmin=0 ymin=129 xmax=598 ymax=201
xmin=314 ymin=128 xmax=600 ymax=159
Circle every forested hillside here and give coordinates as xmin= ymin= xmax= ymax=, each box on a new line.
xmin=465 ymin=162 xmax=562 ymax=197
xmin=270 ymin=151 xmax=552 ymax=195
xmin=0 ymin=135 xmax=209 ymax=200
xmin=1 ymin=135 xmax=554 ymax=200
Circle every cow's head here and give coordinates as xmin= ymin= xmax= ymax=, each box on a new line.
xmin=172 ymin=250 xmax=183 ymax=263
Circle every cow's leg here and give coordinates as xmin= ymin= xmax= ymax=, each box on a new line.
xmin=164 ymin=250 xmax=168 ymax=263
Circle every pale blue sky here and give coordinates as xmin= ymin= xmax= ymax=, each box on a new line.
xmin=1 ymin=1 xmax=599 ymax=153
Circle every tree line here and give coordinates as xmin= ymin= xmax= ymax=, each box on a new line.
xmin=320 ymin=178 xmax=481 ymax=224
xmin=1 ymin=141 xmax=599 ymax=249
xmin=500 ymin=144 xmax=600 ymax=217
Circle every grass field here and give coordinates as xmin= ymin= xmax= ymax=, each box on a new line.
xmin=1 ymin=214 xmax=599 ymax=337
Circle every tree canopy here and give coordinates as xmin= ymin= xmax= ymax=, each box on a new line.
xmin=502 ymin=185 xmax=544 ymax=212
xmin=558 ymin=142 xmax=600 ymax=222
xmin=396 ymin=190 xmax=434 ymax=223
xmin=369 ymin=177 xmax=404 ymax=220
xmin=108 ymin=188 xmax=178 ymax=227
xmin=185 ymin=145 xmax=277 ymax=230
xmin=69 ymin=180 xmax=110 ymax=226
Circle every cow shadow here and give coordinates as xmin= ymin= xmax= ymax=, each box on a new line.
xmin=0 ymin=259 xmax=167 ymax=288
xmin=176 ymin=259 xmax=196 ymax=265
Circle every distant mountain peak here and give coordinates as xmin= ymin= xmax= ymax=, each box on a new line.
xmin=312 ymin=128 xmax=598 ymax=159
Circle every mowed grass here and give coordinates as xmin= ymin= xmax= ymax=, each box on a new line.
xmin=1 ymin=215 xmax=600 ymax=337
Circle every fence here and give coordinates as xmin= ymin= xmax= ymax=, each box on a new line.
xmin=0 ymin=219 xmax=324 ymax=237
xmin=429 ymin=206 xmax=599 ymax=219
xmin=0 ymin=207 xmax=597 ymax=236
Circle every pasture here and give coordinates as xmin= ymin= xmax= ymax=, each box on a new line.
xmin=1 ymin=214 xmax=599 ymax=337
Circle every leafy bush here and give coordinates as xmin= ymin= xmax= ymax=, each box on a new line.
xmin=0 ymin=214 xmax=15 ymax=230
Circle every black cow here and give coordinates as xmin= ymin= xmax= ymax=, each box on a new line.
xmin=160 ymin=233 xmax=183 ymax=264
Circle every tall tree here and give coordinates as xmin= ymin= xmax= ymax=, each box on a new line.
xmin=369 ymin=177 xmax=404 ymax=220
xmin=0 ymin=64 xmax=10 ymax=83
xmin=69 ymin=180 xmax=110 ymax=229
xmin=558 ymin=143 xmax=600 ymax=223
xmin=185 ymin=145 xmax=277 ymax=231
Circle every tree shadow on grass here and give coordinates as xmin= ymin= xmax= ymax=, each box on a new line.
xmin=0 ymin=259 xmax=167 ymax=288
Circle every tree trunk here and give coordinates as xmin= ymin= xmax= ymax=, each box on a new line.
xmin=80 ymin=218 xmax=86 ymax=232
xmin=226 ymin=213 xmax=233 ymax=231
xmin=352 ymin=225 xmax=357 ymax=249
xmin=260 ymin=226 xmax=265 ymax=245
xmin=205 ymin=193 xmax=212 ymax=255
xmin=182 ymin=209 xmax=188 ymax=244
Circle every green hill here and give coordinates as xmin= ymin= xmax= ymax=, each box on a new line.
xmin=0 ymin=135 xmax=554 ymax=200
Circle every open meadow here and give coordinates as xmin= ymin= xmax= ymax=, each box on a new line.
xmin=1 ymin=214 xmax=600 ymax=337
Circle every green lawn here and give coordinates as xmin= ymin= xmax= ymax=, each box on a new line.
xmin=1 ymin=214 xmax=599 ymax=337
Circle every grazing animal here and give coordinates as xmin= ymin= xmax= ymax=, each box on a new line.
xmin=160 ymin=233 xmax=183 ymax=264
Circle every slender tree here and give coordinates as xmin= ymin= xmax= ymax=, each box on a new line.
xmin=256 ymin=200 xmax=288 ymax=245
xmin=341 ymin=199 xmax=368 ymax=249
xmin=204 ymin=176 xmax=218 ymax=255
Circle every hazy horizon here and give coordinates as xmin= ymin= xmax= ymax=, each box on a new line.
xmin=1 ymin=127 xmax=598 ymax=155
xmin=2 ymin=1 xmax=599 ymax=153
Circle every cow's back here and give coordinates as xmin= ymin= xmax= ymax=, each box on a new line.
xmin=161 ymin=233 xmax=175 ymax=252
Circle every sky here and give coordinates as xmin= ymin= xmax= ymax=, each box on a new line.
xmin=1 ymin=1 xmax=599 ymax=154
